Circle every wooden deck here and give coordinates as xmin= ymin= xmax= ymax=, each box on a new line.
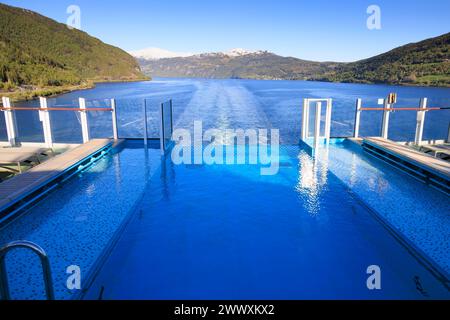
xmin=0 ymin=139 xmax=113 ymax=213
xmin=362 ymin=137 xmax=450 ymax=193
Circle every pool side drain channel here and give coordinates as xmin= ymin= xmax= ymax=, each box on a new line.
xmin=362 ymin=142 xmax=450 ymax=195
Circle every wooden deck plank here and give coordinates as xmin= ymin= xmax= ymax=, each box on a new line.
xmin=364 ymin=137 xmax=450 ymax=179
xmin=0 ymin=139 xmax=112 ymax=210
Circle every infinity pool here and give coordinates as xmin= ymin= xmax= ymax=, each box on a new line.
xmin=0 ymin=140 xmax=449 ymax=299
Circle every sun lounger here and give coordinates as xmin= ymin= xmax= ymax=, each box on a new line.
xmin=420 ymin=144 xmax=450 ymax=160
xmin=0 ymin=147 xmax=53 ymax=173
xmin=0 ymin=152 xmax=41 ymax=173
xmin=0 ymin=147 xmax=50 ymax=155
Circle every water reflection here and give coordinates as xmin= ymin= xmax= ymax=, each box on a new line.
xmin=295 ymin=146 xmax=330 ymax=216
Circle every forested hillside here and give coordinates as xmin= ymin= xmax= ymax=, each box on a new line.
xmin=0 ymin=3 xmax=147 ymax=99
xmin=315 ymin=32 xmax=450 ymax=86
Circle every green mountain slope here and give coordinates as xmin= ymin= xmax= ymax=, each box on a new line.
xmin=0 ymin=3 xmax=147 ymax=98
xmin=139 ymin=52 xmax=341 ymax=80
xmin=315 ymin=32 xmax=450 ymax=86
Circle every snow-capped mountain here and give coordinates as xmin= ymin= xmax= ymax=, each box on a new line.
xmin=132 ymin=33 xmax=450 ymax=85
xmin=197 ymin=48 xmax=266 ymax=58
xmin=128 ymin=47 xmax=195 ymax=60
xmin=136 ymin=48 xmax=342 ymax=80
xmin=130 ymin=47 xmax=266 ymax=60
xmin=226 ymin=48 xmax=261 ymax=56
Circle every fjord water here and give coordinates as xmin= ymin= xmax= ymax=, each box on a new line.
xmin=3 ymin=79 xmax=450 ymax=144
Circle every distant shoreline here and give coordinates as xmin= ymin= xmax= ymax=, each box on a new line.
xmin=151 ymin=75 xmax=450 ymax=89
xmin=1 ymin=77 xmax=150 ymax=102
xmin=3 ymin=76 xmax=448 ymax=103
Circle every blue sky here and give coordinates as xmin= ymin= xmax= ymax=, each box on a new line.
xmin=2 ymin=0 xmax=449 ymax=61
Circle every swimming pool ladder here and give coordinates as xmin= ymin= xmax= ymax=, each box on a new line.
xmin=0 ymin=240 xmax=54 ymax=300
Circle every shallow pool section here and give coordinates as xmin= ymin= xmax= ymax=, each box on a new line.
xmin=84 ymin=144 xmax=449 ymax=299
xmin=0 ymin=141 xmax=163 ymax=300
xmin=322 ymin=140 xmax=450 ymax=275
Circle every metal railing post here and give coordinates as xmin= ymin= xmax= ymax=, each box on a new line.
xmin=314 ymin=102 xmax=322 ymax=149
xmin=39 ymin=97 xmax=53 ymax=148
xmin=354 ymin=98 xmax=362 ymax=138
xmin=301 ymin=99 xmax=309 ymax=140
xmin=1 ymin=97 xmax=17 ymax=147
xmin=111 ymin=99 xmax=119 ymax=140
xmin=414 ymin=98 xmax=427 ymax=146
xmin=381 ymin=99 xmax=391 ymax=139
xmin=325 ymin=98 xmax=332 ymax=143
xmin=79 ymin=98 xmax=90 ymax=143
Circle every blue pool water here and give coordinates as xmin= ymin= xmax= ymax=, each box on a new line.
xmin=81 ymin=142 xmax=449 ymax=299
xmin=0 ymin=142 xmax=163 ymax=299
xmin=0 ymin=79 xmax=449 ymax=299
xmin=0 ymin=140 xmax=449 ymax=299
xmin=322 ymin=141 xmax=450 ymax=274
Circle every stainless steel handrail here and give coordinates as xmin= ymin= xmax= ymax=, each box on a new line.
xmin=0 ymin=240 xmax=54 ymax=300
